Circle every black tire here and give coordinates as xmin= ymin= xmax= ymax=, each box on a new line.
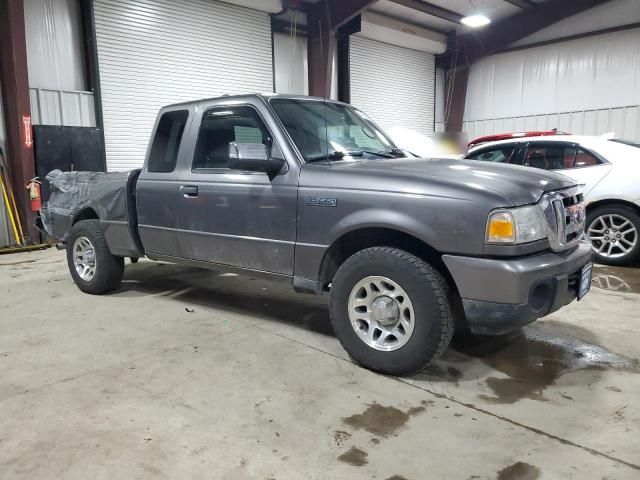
xmin=329 ymin=247 xmax=454 ymax=376
xmin=586 ymin=204 xmax=640 ymax=266
xmin=66 ymin=219 xmax=124 ymax=294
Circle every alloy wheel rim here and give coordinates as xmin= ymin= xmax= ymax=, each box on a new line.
xmin=73 ymin=236 xmax=97 ymax=281
xmin=348 ymin=276 xmax=415 ymax=352
xmin=588 ymin=214 xmax=638 ymax=258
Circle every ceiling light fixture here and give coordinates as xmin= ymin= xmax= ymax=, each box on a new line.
xmin=461 ymin=14 xmax=491 ymax=28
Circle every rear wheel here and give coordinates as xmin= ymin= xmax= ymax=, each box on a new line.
xmin=587 ymin=205 xmax=640 ymax=266
xmin=330 ymin=247 xmax=454 ymax=376
xmin=66 ymin=220 xmax=124 ymax=294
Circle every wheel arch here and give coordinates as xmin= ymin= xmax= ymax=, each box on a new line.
xmin=587 ymin=198 xmax=640 ymax=216
xmin=586 ymin=198 xmax=640 ymax=265
xmin=318 ymin=227 xmax=455 ymax=292
xmin=72 ymin=207 xmax=99 ymax=225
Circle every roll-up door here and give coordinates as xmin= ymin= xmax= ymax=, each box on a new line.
xmin=350 ymin=36 xmax=435 ymax=136
xmin=93 ymin=0 xmax=273 ymax=171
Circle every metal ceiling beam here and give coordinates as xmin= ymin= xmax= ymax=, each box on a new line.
xmin=440 ymin=0 xmax=612 ymax=133
xmin=503 ymin=0 xmax=536 ymax=10
xmin=308 ymin=0 xmax=376 ymax=97
xmin=389 ymin=0 xmax=463 ymax=25
xmin=328 ymin=0 xmax=377 ymax=30
xmin=461 ymin=0 xmax=612 ymax=64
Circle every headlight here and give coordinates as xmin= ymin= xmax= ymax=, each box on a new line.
xmin=486 ymin=205 xmax=547 ymax=244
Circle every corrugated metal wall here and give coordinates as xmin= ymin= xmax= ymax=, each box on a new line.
xmin=29 ymin=88 xmax=95 ymax=127
xmin=93 ymin=0 xmax=274 ymax=171
xmin=463 ymin=106 xmax=640 ymax=141
xmin=350 ymin=36 xmax=435 ymax=135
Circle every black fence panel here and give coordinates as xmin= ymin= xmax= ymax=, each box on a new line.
xmin=33 ymin=126 xmax=104 ymax=201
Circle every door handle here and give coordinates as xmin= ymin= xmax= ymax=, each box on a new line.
xmin=180 ymin=185 xmax=198 ymax=197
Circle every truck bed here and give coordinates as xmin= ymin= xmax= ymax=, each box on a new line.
xmin=40 ymin=169 xmax=144 ymax=258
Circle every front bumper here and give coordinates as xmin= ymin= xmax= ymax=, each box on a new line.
xmin=442 ymin=238 xmax=593 ymax=335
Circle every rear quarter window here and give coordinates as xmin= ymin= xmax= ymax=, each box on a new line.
xmin=147 ymin=110 xmax=189 ymax=173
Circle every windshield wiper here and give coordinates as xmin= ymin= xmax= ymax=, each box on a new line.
xmin=307 ymin=149 xmax=398 ymax=163
xmin=306 ymin=151 xmax=363 ymax=163
xmin=359 ymin=150 xmax=396 ymax=158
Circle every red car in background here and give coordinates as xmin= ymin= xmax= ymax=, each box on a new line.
xmin=468 ymin=129 xmax=566 ymax=149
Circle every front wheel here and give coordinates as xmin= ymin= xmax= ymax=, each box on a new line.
xmin=66 ymin=219 xmax=124 ymax=294
xmin=587 ymin=205 xmax=640 ymax=266
xmin=329 ymin=247 xmax=454 ymax=376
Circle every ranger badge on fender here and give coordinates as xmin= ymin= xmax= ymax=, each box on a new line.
xmin=305 ymin=196 xmax=337 ymax=207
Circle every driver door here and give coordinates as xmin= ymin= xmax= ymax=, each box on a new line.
xmin=175 ymin=103 xmax=298 ymax=275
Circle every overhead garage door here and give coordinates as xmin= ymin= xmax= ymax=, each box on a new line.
xmin=94 ymin=0 xmax=273 ymax=171
xmin=350 ymin=36 xmax=435 ymax=136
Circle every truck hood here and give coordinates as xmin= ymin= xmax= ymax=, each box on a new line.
xmin=326 ymin=157 xmax=577 ymax=206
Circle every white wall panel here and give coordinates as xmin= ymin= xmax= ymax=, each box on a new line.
xmin=273 ymin=33 xmax=308 ymax=95
xmin=521 ymin=47 xmax=558 ymax=115
xmin=94 ymin=0 xmax=273 ymax=171
xmin=492 ymin=53 xmax=523 ymax=118
xmin=623 ymin=107 xmax=638 ymax=139
xmin=584 ymin=111 xmax=597 ymax=135
xmin=350 ymin=36 xmax=435 ymax=135
xmin=464 ymin=28 xmax=640 ymax=142
xmin=24 ymin=0 xmax=86 ymax=91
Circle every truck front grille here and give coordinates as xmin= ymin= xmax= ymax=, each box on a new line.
xmin=541 ymin=187 xmax=586 ymax=252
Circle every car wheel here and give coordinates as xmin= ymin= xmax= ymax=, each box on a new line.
xmin=329 ymin=247 xmax=454 ymax=376
xmin=587 ymin=205 xmax=640 ymax=266
xmin=66 ymin=219 xmax=124 ymax=294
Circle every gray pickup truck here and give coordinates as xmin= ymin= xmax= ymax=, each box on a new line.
xmin=41 ymin=94 xmax=593 ymax=375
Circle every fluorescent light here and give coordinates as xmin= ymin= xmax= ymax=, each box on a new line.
xmin=461 ymin=14 xmax=491 ymax=28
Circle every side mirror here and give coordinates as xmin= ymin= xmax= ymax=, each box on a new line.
xmin=228 ymin=142 xmax=285 ymax=176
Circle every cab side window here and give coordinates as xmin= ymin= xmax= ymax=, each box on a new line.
xmin=467 ymin=146 xmax=516 ymax=164
xmin=523 ymin=144 xmax=601 ymax=170
xmin=523 ymin=145 xmax=566 ymax=170
xmin=147 ymin=110 xmax=189 ymax=173
xmin=193 ymin=106 xmax=272 ymax=171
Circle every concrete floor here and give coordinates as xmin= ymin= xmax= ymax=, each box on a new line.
xmin=1 ymin=249 xmax=639 ymax=480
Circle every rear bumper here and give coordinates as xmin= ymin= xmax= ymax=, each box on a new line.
xmin=443 ymin=238 xmax=593 ymax=335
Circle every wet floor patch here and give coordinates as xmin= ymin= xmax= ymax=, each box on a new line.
xmin=342 ymin=402 xmax=427 ymax=438
xmin=338 ymin=446 xmax=368 ymax=467
xmin=419 ymin=321 xmax=639 ymax=404
xmin=496 ymin=462 xmax=540 ymax=480
xmin=475 ymin=323 xmax=639 ymax=404
xmin=420 ymin=364 xmax=463 ymax=385
xmin=592 ymin=265 xmax=640 ymax=294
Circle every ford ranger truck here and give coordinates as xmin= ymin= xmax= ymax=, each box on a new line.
xmin=40 ymin=94 xmax=593 ymax=376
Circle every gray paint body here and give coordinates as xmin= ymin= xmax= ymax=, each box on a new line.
xmin=41 ymin=94 xmax=592 ymax=334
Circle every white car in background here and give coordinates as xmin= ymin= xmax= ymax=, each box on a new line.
xmin=465 ymin=135 xmax=640 ymax=266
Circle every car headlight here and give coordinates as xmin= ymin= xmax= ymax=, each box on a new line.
xmin=486 ymin=205 xmax=547 ymax=244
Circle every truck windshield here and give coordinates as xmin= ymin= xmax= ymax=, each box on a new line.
xmin=269 ymin=98 xmax=402 ymax=162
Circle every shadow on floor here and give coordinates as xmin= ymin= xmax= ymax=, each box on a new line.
xmin=113 ymin=262 xmax=639 ymax=402
xmin=113 ymin=262 xmax=334 ymax=336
